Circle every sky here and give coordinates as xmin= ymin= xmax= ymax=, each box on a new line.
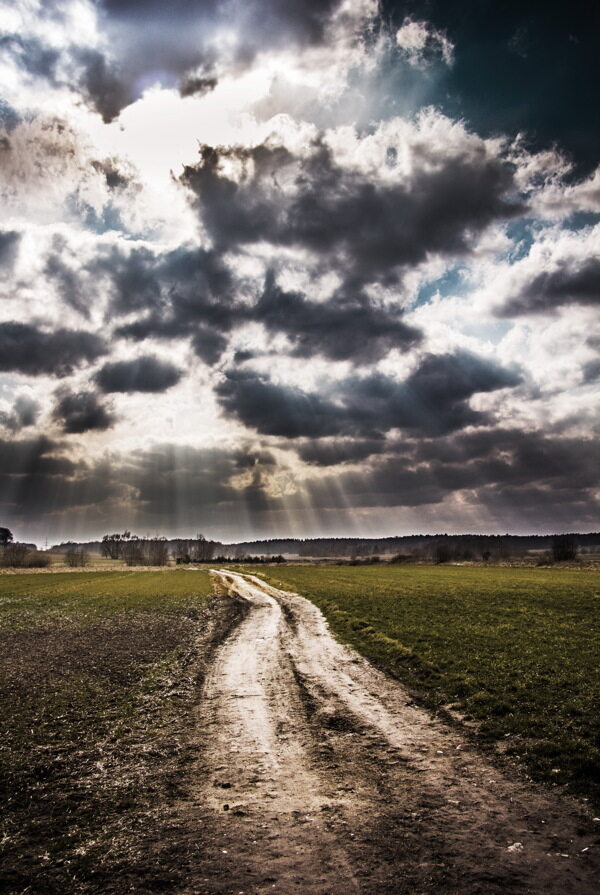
xmin=0 ymin=0 xmax=598 ymax=544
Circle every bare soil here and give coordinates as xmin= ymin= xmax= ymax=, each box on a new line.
xmin=172 ymin=571 xmax=600 ymax=895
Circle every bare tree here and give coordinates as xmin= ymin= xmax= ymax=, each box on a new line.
xmin=101 ymin=531 xmax=132 ymax=560
xmin=191 ymin=534 xmax=215 ymax=562
xmin=147 ymin=538 xmax=169 ymax=566
xmin=122 ymin=538 xmax=147 ymax=566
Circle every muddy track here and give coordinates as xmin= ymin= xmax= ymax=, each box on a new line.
xmin=176 ymin=571 xmax=600 ymax=895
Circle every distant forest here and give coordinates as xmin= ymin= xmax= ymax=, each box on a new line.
xmin=48 ymin=532 xmax=600 ymax=560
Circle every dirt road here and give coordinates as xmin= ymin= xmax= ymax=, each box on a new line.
xmin=177 ymin=570 xmax=600 ymax=894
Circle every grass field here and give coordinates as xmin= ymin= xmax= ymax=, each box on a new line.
xmin=3 ymin=563 xmax=600 ymax=892
xmin=260 ymin=564 xmax=600 ymax=807
xmin=0 ymin=570 xmax=216 ymax=894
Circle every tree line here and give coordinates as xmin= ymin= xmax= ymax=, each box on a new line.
xmin=4 ymin=526 xmax=593 ymax=568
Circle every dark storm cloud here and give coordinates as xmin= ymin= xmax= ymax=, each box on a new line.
xmin=94 ymin=356 xmax=183 ymax=393
xmin=0 ymin=322 xmax=106 ymax=377
xmin=98 ymin=0 xmax=340 ymax=41
xmin=0 ymin=395 xmax=40 ymax=432
xmin=255 ymin=271 xmax=421 ymax=362
xmin=110 ymin=245 xmax=421 ymax=364
xmin=582 ymin=359 xmax=600 ymax=383
xmin=181 ymin=139 xmax=524 ymax=287
xmin=0 ymin=436 xmax=75 ymax=477
xmin=474 ymin=483 xmax=600 ymax=528
xmin=12 ymin=395 xmax=39 ymax=428
xmin=295 ymin=438 xmax=390 ymax=466
xmin=67 ymin=0 xmax=344 ymax=120
xmin=407 ymin=429 xmax=600 ymax=517
xmin=497 ymin=256 xmax=600 ymax=316
xmin=44 ymin=252 xmax=89 ymax=317
xmin=125 ymin=443 xmax=245 ymax=515
xmin=1 ymin=428 xmax=598 ymax=534
xmin=217 ymin=350 xmax=521 ymax=439
xmin=94 ymin=245 xmax=161 ymax=314
xmin=217 ymin=370 xmax=342 ymax=439
xmin=179 ymin=75 xmax=218 ymax=98
xmin=100 ymin=247 xmax=235 ymax=360
xmin=0 ymin=230 xmax=20 ymax=267
xmin=52 ymin=390 xmax=116 ymax=434
xmin=74 ymin=47 xmax=134 ymax=124
xmin=0 ymin=34 xmax=129 ymax=125
xmin=0 ymin=440 xmax=278 ymax=531
xmin=0 ymin=445 xmax=121 ymax=523
xmin=305 ymin=456 xmax=446 ymax=509
xmin=93 ymin=244 xmax=236 ymax=364
xmin=98 ymin=232 xmax=420 ymax=363
xmin=291 ymin=426 xmax=600 ymax=518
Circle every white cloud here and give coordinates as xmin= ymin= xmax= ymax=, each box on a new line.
xmin=396 ymin=17 xmax=454 ymax=67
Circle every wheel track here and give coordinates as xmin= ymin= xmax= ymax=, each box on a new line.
xmin=177 ymin=570 xmax=600 ymax=895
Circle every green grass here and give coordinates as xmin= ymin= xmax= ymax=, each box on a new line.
xmin=0 ymin=570 xmax=215 ymax=894
xmin=0 ymin=569 xmax=215 ymax=627
xmin=260 ymin=564 xmax=600 ymax=806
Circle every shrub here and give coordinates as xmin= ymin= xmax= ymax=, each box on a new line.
xmin=0 ymin=544 xmax=51 ymax=568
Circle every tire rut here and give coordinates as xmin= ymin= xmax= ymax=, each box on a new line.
xmin=176 ymin=571 xmax=600 ymax=895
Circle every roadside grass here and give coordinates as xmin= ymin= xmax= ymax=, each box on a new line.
xmin=259 ymin=564 xmax=600 ymax=807
xmin=0 ymin=570 xmax=215 ymax=894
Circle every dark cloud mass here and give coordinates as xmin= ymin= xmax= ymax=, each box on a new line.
xmin=0 ymin=230 xmax=20 ymax=267
xmin=217 ymin=351 xmax=521 ymax=439
xmin=296 ymin=438 xmax=390 ymax=466
xmin=95 ymin=356 xmax=183 ymax=393
xmin=76 ymin=0 xmax=344 ymax=120
xmin=53 ymin=390 xmax=116 ymax=434
xmin=256 ymin=271 xmax=421 ymax=361
xmin=0 ymin=322 xmax=106 ymax=377
xmin=1 ymin=426 xmax=598 ymax=540
xmin=0 ymin=436 xmax=75 ymax=477
xmin=109 ymin=246 xmax=420 ymax=364
xmin=179 ymin=75 xmax=218 ymax=98
xmin=182 ymin=140 xmax=524 ymax=286
xmin=498 ymin=256 xmax=600 ymax=316
xmin=74 ymin=47 xmax=134 ymax=124
xmin=0 ymin=395 xmax=40 ymax=432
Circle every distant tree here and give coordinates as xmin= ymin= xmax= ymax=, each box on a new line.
xmin=1 ymin=543 xmax=28 ymax=566
xmin=552 ymin=535 xmax=578 ymax=562
xmin=65 ymin=547 xmax=89 ymax=568
xmin=0 ymin=543 xmax=49 ymax=568
xmin=147 ymin=538 xmax=169 ymax=566
xmin=101 ymin=531 xmax=132 ymax=559
xmin=122 ymin=538 xmax=147 ymax=566
xmin=191 ymin=534 xmax=216 ymax=562
xmin=0 ymin=527 xmax=13 ymax=546
xmin=434 ymin=543 xmax=451 ymax=564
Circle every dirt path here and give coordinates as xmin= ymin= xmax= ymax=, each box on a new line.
xmin=177 ymin=570 xmax=600 ymax=895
